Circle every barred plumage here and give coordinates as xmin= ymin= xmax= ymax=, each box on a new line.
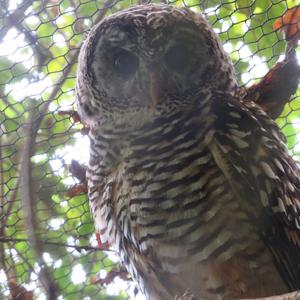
xmin=76 ymin=4 xmax=300 ymax=299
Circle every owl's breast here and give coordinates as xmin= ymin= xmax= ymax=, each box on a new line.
xmin=88 ymin=105 xmax=289 ymax=299
xmin=121 ymin=145 xmax=225 ymax=253
xmin=104 ymin=135 xmax=288 ymax=299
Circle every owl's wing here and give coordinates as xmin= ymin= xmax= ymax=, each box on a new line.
xmin=210 ymin=92 xmax=300 ymax=289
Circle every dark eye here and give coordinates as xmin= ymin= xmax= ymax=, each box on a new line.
xmin=112 ymin=48 xmax=139 ymax=78
xmin=165 ymin=44 xmax=190 ymax=72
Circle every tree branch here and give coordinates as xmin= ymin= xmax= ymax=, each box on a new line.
xmin=0 ymin=130 xmax=9 ymax=285
xmin=246 ymin=290 xmax=300 ymax=300
xmin=175 ymin=290 xmax=300 ymax=300
xmin=0 ymin=135 xmax=20 ymax=299
xmin=20 ymin=104 xmax=59 ymax=300
xmin=15 ymin=2 xmax=117 ymax=298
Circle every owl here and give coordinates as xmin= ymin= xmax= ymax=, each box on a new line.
xmin=76 ymin=4 xmax=300 ymax=299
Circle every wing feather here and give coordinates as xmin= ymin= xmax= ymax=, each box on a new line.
xmin=211 ymin=92 xmax=300 ymax=289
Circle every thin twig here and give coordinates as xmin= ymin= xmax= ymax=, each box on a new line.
xmin=0 ymin=125 xmax=4 ymax=234
xmin=0 ymin=90 xmax=20 ymax=116
xmin=0 ymin=0 xmax=34 ymax=41
xmin=1 ymin=0 xmax=52 ymax=69
xmin=12 ymin=18 xmax=52 ymax=66
xmin=94 ymin=0 xmax=119 ymax=24
xmin=1 ymin=178 xmax=20 ymax=229
xmin=0 ymin=237 xmax=110 ymax=252
xmin=0 ymin=128 xmax=7 ymax=273
xmin=13 ymin=242 xmax=42 ymax=275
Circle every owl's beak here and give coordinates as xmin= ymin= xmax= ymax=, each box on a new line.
xmin=148 ymin=72 xmax=159 ymax=109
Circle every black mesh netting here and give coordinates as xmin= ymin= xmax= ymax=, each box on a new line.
xmin=1 ymin=0 xmax=300 ymax=299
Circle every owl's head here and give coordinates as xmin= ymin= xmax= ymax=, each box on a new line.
xmin=76 ymin=4 xmax=237 ymax=131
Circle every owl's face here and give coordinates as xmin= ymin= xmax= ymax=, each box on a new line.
xmin=76 ymin=4 xmax=237 ymax=130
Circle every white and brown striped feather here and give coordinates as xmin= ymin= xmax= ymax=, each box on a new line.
xmin=86 ymin=91 xmax=300 ymax=299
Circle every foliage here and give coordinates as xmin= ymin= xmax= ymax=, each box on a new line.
xmin=0 ymin=0 xmax=300 ymax=299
